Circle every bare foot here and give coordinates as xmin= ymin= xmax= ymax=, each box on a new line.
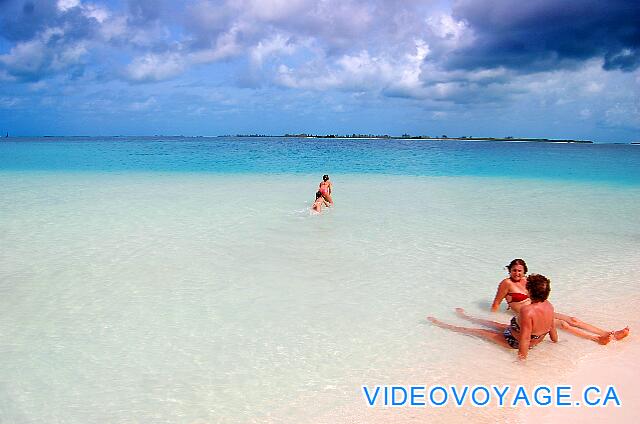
xmin=455 ymin=307 xmax=467 ymax=317
xmin=597 ymin=333 xmax=612 ymax=345
xmin=427 ymin=316 xmax=445 ymax=327
xmin=613 ymin=327 xmax=630 ymax=341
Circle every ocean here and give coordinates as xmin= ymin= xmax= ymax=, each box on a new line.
xmin=1 ymin=137 xmax=639 ymax=423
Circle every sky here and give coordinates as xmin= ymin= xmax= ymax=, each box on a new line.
xmin=0 ymin=0 xmax=639 ymax=142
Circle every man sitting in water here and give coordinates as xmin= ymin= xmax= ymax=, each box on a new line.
xmin=429 ymin=274 xmax=558 ymax=360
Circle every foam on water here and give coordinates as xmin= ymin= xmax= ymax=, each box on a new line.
xmin=1 ymin=171 xmax=639 ymax=423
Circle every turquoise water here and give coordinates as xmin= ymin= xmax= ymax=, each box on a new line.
xmin=1 ymin=138 xmax=639 ymax=423
xmin=2 ymin=136 xmax=639 ymax=185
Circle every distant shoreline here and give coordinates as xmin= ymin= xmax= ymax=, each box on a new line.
xmin=243 ymin=134 xmax=595 ymax=144
xmin=1 ymin=134 xmax=599 ymax=144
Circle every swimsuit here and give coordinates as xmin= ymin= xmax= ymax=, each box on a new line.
xmin=507 ymin=292 xmax=529 ymax=303
xmin=503 ymin=316 xmax=547 ymax=349
xmin=503 ymin=328 xmax=520 ymax=349
xmin=506 ymin=292 xmax=530 ymax=310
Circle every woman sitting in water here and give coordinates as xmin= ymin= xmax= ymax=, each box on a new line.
xmin=311 ymin=190 xmax=331 ymax=213
xmin=318 ymin=174 xmax=333 ymax=205
xmin=492 ymin=258 xmax=629 ymax=344
xmin=429 ymin=274 xmax=558 ymax=360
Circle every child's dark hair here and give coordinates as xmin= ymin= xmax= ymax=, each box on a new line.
xmin=527 ymin=274 xmax=551 ymax=302
xmin=316 ymin=190 xmax=323 ymax=199
xmin=506 ymin=258 xmax=528 ymax=273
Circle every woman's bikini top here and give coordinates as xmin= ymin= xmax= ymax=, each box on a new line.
xmin=510 ymin=316 xmax=547 ymax=340
xmin=507 ymin=292 xmax=529 ymax=303
xmin=319 ymin=182 xmax=330 ymax=193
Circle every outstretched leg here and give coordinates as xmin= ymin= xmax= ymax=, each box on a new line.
xmin=428 ymin=317 xmax=511 ymax=349
xmin=555 ymin=312 xmax=609 ymax=336
xmin=556 ymin=319 xmax=611 ymax=345
xmin=555 ymin=312 xmax=630 ymax=342
xmin=455 ymin=308 xmax=508 ymax=331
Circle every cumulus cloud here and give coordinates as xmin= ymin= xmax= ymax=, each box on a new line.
xmin=57 ymin=0 xmax=81 ymax=12
xmin=126 ymin=53 xmax=185 ymax=82
xmin=0 ymin=0 xmax=638 ymax=112
xmin=0 ymin=26 xmax=89 ymax=81
xmin=250 ymin=34 xmax=297 ymax=67
xmin=275 ymin=50 xmax=393 ymax=91
xmin=448 ymin=0 xmax=640 ymax=72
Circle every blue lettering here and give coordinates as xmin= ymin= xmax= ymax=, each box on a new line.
xmin=450 ymin=386 xmax=469 ymax=406
xmin=362 ymin=386 xmax=380 ymax=406
xmin=429 ymin=386 xmax=448 ymax=406
xmin=602 ymin=386 xmax=621 ymax=407
xmin=533 ymin=386 xmax=551 ymax=406
xmin=492 ymin=385 xmax=509 ymax=406
xmin=583 ymin=386 xmax=600 ymax=406
xmin=471 ymin=386 xmax=490 ymax=406
xmin=384 ymin=386 xmax=389 ymax=405
xmin=410 ymin=386 xmax=426 ymax=406
xmin=556 ymin=385 xmax=572 ymax=406
xmin=512 ymin=386 xmax=531 ymax=407
xmin=391 ymin=386 xmax=407 ymax=406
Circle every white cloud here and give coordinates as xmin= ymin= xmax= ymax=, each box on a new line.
xmin=98 ymin=15 xmax=128 ymax=41
xmin=1 ymin=0 xmax=636 ymax=142
xmin=0 ymin=38 xmax=48 ymax=75
xmin=51 ymin=42 xmax=88 ymax=70
xmin=242 ymin=0 xmax=309 ymax=21
xmin=189 ymin=24 xmax=245 ymax=64
xmin=585 ymin=81 xmax=603 ymax=93
xmin=250 ymin=34 xmax=296 ymax=67
xmin=385 ymin=40 xmax=431 ymax=95
xmin=126 ymin=53 xmax=185 ymax=82
xmin=273 ymin=39 xmax=432 ymax=96
xmin=428 ymin=14 xmax=468 ymax=40
xmin=82 ymin=3 xmax=110 ymax=23
xmin=0 ymin=26 xmax=90 ymax=79
xmin=57 ymin=0 xmax=81 ymax=12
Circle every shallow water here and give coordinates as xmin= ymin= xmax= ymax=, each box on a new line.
xmin=2 ymin=136 xmax=639 ymax=185
xmin=1 ymin=138 xmax=639 ymax=422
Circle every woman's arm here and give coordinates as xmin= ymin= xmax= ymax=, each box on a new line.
xmin=491 ymin=280 xmax=509 ymax=312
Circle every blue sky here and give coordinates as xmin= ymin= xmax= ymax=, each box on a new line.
xmin=1 ymin=0 xmax=638 ymax=142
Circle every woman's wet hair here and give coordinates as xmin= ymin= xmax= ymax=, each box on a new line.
xmin=527 ymin=274 xmax=551 ymax=302
xmin=506 ymin=258 xmax=528 ymax=273
xmin=322 ymin=174 xmax=329 ymax=181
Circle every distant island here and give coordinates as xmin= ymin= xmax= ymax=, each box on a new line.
xmin=231 ymin=133 xmax=593 ymax=143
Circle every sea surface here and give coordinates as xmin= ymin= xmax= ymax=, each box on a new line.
xmin=1 ymin=137 xmax=639 ymax=423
